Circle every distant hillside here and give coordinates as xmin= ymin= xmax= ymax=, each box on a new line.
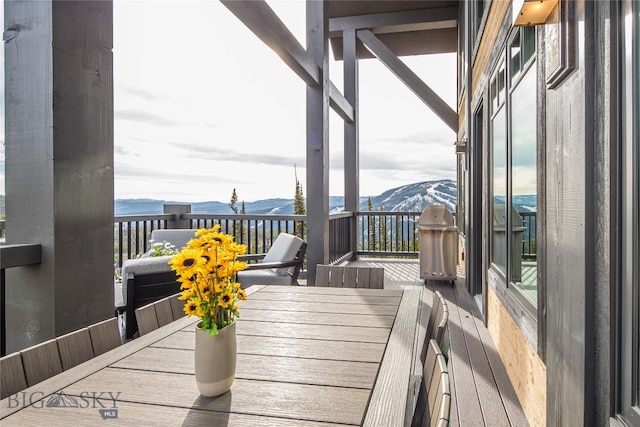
xmin=2 ymin=180 xmax=539 ymax=218
xmin=114 ymin=179 xmax=458 ymax=216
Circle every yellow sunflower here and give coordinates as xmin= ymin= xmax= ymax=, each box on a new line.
xmin=237 ymin=288 xmax=247 ymax=301
xmin=178 ymin=287 xmax=196 ymax=300
xmin=169 ymin=247 xmax=205 ymax=277
xmin=184 ymin=300 xmax=200 ymax=316
xmin=198 ymin=281 xmax=212 ymax=299
xmin=218 ymin=291 xmax=234 ymax=309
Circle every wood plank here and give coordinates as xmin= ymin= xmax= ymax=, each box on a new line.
xmin=88 ymin=317 xmax=122 ymax=356
xmin=169 ymin=292 xmax=185 ymax=320
xmin=455 ymin=282 xmax=530 ymax=426
xmin=112 ymin=347 xmax=379 ymax=389
xmin=329 ymin=81 xmax=354 ymax=123
xmin=329 ymin=266 xmax=345 ymax=287
xmin=363 ymin=290 xmax=421 ymax=427
xmin=0 ymin=352 xmax=27 ymax=399
xmin=152 ymin=332 xmax=387 ymax=363
xmin=154 ymin=298 xmax=174 ymax=327
xmin=440 ymin=281 xmax=509 ymax=426
xmin=428 ymin=282 xmax=483 ymax=427
xmin=62 ymin=369 xmax=370 ymax=426
xmin=2 ymin=400 xmax=353 ymax=427
xmin=315 ymin=265 xmax=330 ymax=286
xmin=236 ymin=320 xmax=391 ymax=343
xmin=436 ymin=281 xmax=510 ymax=426
xmin=258 ymin=285 xmax=402 ymax=297
xmin=56 ymin=328 xmax=94 ymax=371
xmin=19 ymin=339 xmax=62 ymax=387
xmin=135 ymin=304 xmax=159 ymax=336
xmin=368 ymin=268 xmax=385 ymax=289
xmin=239 ymin=308 xmax=395 ymax=328
xmin=248 ymin=291 xmax=400 ymax=305
xmin=239 ymin=299 xmax=399 ymax=316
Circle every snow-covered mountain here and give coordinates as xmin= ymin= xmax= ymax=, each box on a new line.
xmin=363 ymin=179 xmax=457 ymax=213
xmin=114 ymin=179 xmax=458 ymax=216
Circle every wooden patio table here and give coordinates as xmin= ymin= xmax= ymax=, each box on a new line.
xmin=0 ymin=285 xmax=421 ymax=426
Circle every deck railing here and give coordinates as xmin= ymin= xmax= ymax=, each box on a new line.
xmin=114 ymin=212 xmax=308 ymax=267
xmin=357 ymin=211 xmax=422 ymax=257
xmin=114 ymin=210 xmax=537 ymax=266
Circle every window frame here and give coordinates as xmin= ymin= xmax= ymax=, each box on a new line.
xmin=487 ymin=25 xmax=541 ymax=352
xmin=616 ymin=0 xmax=640 ymax=424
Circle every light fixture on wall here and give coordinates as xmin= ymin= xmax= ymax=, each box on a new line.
xmin=454 ymin=140 xmax=466 ymax=154
xmin=512 ymin=0 xmax=558 ymax=27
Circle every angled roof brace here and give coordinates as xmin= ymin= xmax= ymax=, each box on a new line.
xmin=356 ymin=29 xmax=458 ymax=132
xmin=220 ymin=0 xmax=353 ymax=123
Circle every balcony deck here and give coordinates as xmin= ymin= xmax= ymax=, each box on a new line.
xmin=343 ymin=258 xmax=530 ymax=427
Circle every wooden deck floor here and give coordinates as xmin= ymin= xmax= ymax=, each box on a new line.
xmin=346 ymin=258 xmax=530 ymax=427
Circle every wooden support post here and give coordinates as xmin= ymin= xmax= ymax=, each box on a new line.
xmin=343 ymin=29 xmax=359 ymax=261
xmin=4 ymin=1 xmax=114 ymax=352
xmin=164 ymin=204 xmax=191 ymax=229
xmin=305 ymin=0 xmax=330 ymax=285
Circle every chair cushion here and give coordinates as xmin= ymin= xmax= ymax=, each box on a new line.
xmin=236 ymin=269 xmax=295 ymax=287
xmin=262 ymin=233 xmax=304 ymax=275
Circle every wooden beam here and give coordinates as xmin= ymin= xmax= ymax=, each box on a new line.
xmin=343 ymin=29 xmax=359 ymax=259
xmin=329 ymin=81 xmax=354 ymax=123
xmin=356 ymin=29 xmax=458 ymax=132
xmin=0 ymin=245 xmax=42 ymax=269
xmin=220 ymin=0 xmax=320 ymax=86
xmin=305 ymin=0 xmax=330 ymax=285
xmin=329 ymin=6 xmax=458 ymax=34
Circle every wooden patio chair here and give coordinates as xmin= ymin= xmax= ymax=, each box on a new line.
xmin=135 ymin=302 xmax=159 ymax=336
xmin=88 ymin=317 xmax=122 ymax=356
xmin=411 ymin=339 xmax=452 ymax=427
xmin=237 ymin=233 xmax=307 ymax=288
xmin=421 ymin=290 xmax=449 ymax=364
xmin=116 ymin=229 xmax=198 ymax=339
xmin=315 ymin=265 xmax=385 ymax=288
xmin=20 ymin=339 xmax=63 ymax=386
xmin=1 ymin=352 xmax=28 ymax=399
xmin=154 ymin=297 xmax=174 ymax=328
xmin=57 ymin=328 xmax=94 ymax=370
xmin=169 ymin=292 xmax=185 ymax=320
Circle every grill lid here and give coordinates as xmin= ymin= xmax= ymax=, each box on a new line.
xmin=418 ymin=204 xmax=455 ymax=226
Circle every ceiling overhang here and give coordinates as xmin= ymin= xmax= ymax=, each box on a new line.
xmin=327 ymin=1 xmax=459 ymax=60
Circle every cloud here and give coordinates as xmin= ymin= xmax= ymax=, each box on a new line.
xmin=175 ymin=142 xmax=304 ymax=166
xmin=116 ymin=84 xmax=164 ymax=102
xmin=115 ymin=109 xmax=179 ymax=127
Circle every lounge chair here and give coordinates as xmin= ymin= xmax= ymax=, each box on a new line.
xmin=236 ymin=233 xmax=307 ymax=288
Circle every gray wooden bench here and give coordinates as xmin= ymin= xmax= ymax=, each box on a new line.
xmin=315 ymin=265 xmax=385 ymax=288
xmin=410 ymin=339 xmax=451 ymax=427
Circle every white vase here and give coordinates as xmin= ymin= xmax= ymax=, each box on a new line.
xmin=194 ymin=321 xmax=236 ymax=397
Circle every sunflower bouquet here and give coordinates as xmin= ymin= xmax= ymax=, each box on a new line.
xmin=169 ymin=225 xmax=248 ymax=335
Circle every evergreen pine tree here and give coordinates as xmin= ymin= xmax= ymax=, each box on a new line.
xmin=228 ymin=189 xmax=238 ymax=214
xmin=293 ymin=166 xmax=306 ymax=239
xmin=368 ymin=197 xmax=376 ymax=251
xmin=379 ymin=205 xmax=387 ymax=251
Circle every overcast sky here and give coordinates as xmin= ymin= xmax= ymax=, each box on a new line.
xmin=0 ymin=0 xmax=457 ymax=203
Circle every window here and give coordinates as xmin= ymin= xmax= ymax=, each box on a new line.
xmin=490 ymin=26 xmax=538 ymax=309
xmin=618 ymin=0 xmax=639 ymax=423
